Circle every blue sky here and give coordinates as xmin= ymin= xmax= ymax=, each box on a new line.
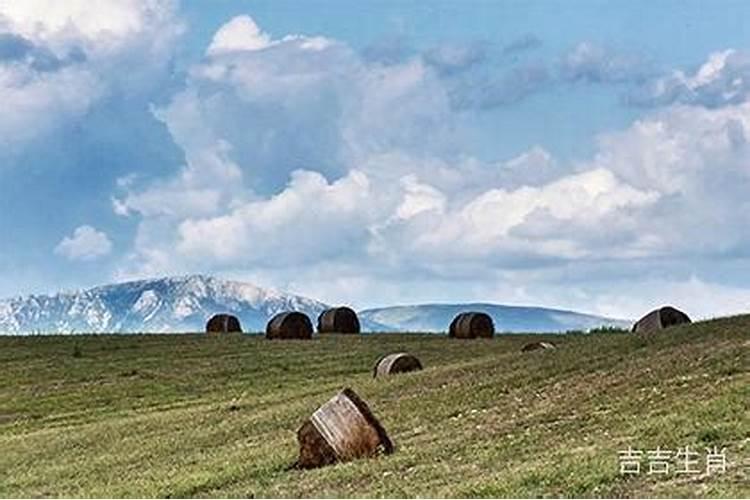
xmin=2 ymin=0 xmax=750 ymax=319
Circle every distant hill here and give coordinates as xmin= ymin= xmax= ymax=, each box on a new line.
xmin=359 ymin=303 xmax=630 ymax=333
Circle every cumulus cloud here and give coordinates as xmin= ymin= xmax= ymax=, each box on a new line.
xmin=394 ymin=175 xmax=446 ymax=220
xmin=205 ymin=13 xmax=332 ymax=58
xmin=206 ymin=15 xmax=272 ymax=54
xmin=135 ymin=18 xmax=458 ymax=197
xmin=55 ymin=225 xmax=113 ymax=261
xmin=175 ymin=169 xmax=373 ymax=265
xmin=0 ymin=0 xmax=183 ymax=156
xmin=0 ymin=61 xmax=102 ymax=149
xmin=90 ymin=14 xmax=750 ymax=318
xmin=112 ymin=16 xmax=463 ymax=277
xmin=0 ymin=0 xmax=181 ymax=56
xmin=373 ymin=168 xmax=659 ymax=269
xmin=117 ymin=17 xmax=749 ymax=269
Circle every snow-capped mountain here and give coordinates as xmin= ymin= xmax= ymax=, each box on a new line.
xmin=0 ymin=275 xmax=330 ymax=334
xmin=359 ymin=303 xmax=631 ymax=333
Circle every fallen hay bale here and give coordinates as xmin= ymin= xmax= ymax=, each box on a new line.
xmin=205 ymin=313 xmax=242 ymax=334
xmin=448 ymin=312 xmax=495 ymax=338
xmin=521 ymin=341 xmax=556 ymax=352
xmin=266 ymin=312 xmax=313 ymax=340
xmin=373 ymin=352 xmax=423 ymax=378
xmin=632 ymin=306 xmax=691 ymax=334
xmin=317 ymin=306 xmax=360 ymax=334
xmin=296 ymin=388 xmax=394 ymax=469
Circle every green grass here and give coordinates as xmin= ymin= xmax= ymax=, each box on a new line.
xmin=0 ymin=316 xmax=748 ymax=498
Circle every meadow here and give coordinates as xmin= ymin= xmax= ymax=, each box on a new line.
xmin=0 ymin=317 xmax=747 ymax=497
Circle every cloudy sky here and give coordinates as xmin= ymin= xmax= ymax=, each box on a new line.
xmin=2 ymin=0 xmax=750 ymax=319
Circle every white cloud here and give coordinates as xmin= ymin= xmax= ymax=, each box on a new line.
xmin=0 ymin=0 xmax=183 ymax=156
xmin=175 ymin=169 xmax=373 ymax=264
xmin=0 ymin=0 xmax=181 ymax=56
xmin=55 ymin=225 xmax=113 ymax=261
xmin=0 ymin=63 xmax=103 ymax=149
xmin=206 ymin=15 xmax=333 ymax=58
xmin=206 ymin=15 xmax=271 ymax=55
xmin=394 ymin=175 xmax=446 ymax=220
xmin=373 ymin=167 xmax=659 ymax=266
xmin=690 ymin=49 xmax=735 ymax=88
xmin=118 ymin=19 xmax=675 ymax=268
xmin=108 ymin=17 xmax=750 ymax=318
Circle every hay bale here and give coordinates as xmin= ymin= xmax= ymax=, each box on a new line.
xmin=373 ymin=352 xmax=423 ymax=378
xmin=266 ymin=311 xmax=313 ymax=340
xmin=205 ymin=313 xmax=242 ymax=334
xmin=296 ymin=388 xmax=394 ymax=469
xmin=317 ymin=306 xmax=360 ymax=334
xmin=448 ymin=312 xmax=495 ymax=338
xmin=521 ymin=341 xmax=556 ymax=352
xmin=632 ymin=306 xmax=691 ymax=334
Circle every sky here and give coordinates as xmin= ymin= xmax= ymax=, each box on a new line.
xmin=2 ymin=0 xmax=750 ymax=320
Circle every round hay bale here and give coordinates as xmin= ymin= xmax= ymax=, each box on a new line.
xmin=317 ymin=307 xmax=360 ymax=334
xmin=448 ymin=314 xmax=460 ymax=336
xmin=448 ymin=312 xmax=494 ymax=338
xmin=205 ymin=313 xmax=242 ymax=334
xmin=632 ymin=306 xmax=691 ymax=334
xmin=296 ymin=388 xmax=393 ymax=469
xmin=521 ymin=341 xmax=556 ymax=352
xmin=373 ymin=352 xmax=423 ymax=378
xmin=266 ymin=311 xmax=313 ymax=340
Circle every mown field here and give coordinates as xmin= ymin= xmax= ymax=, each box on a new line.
xmin=0 ymin=317 xmax=748 ymax=498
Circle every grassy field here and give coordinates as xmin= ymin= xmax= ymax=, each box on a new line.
xmin=0 ymin=317 xmax=747 ymax=498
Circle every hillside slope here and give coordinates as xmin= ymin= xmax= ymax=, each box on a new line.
xmin=0 ymin=317 xmax=747 ymax=497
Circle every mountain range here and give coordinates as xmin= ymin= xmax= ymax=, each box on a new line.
xmin=0 ymin=275 xmax=630 ymax=334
